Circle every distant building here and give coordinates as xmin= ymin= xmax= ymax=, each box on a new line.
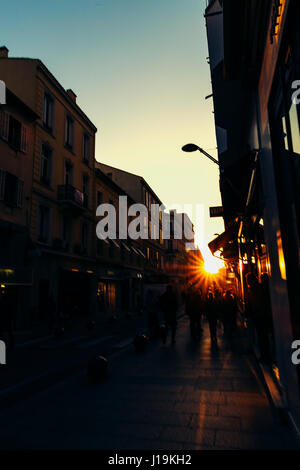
xmin=165 ymin=210 xmax=196 ymax=296
xmin=96 ymin=162 xmax=167 ymax=286
xmin=95 ymin=167 xmax=145 ymax=316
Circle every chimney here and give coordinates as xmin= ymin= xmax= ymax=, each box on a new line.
xmin=67 ymin=89 xmax=77 ymax=103
xmin=0 ymin=46 xmax=9 ymax=58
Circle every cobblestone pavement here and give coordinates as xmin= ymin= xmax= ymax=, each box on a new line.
xmin=0 ymin=316 xmax=298 ymax=450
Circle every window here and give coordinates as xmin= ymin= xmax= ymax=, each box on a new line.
xmin=8 ymin=116 xmax=21 ymax=150
xmin=64 ymin=160 xmax=73 ymax=186
xmin=65 ymin=115 xmax=74 ymax=150
xmin=0 ymin=109 xmax=9 ymax=140
xmin=0 ymin=111 xmax=27 ymax=152
xmin=40 ymin=143 xmax=52 ymax=185
xmin=0 ymin=170 xmax=23 ymax=207
xmin=38 ymin=205 xmax=51 ymax=243
xmin=97 ymin=239 xmax=104 ymax=256
xmin=83 ymin=174 xmax=89 ymax=208
xmin=43 ymin=92 xmax=54 ymax=132
xmin=81 ymin=222 xmax=88 ymax=254
xmin=109 ymin=241 xmax=115 ymax=259
xmin=97 ymin=190 xmax=103 ymax=207
xmin=83 ymin=133 xmax=90 ymax=163
xmin=62 ymin=215 xmax=72 ymax=249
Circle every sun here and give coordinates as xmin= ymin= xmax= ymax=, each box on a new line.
xmin=203 ymin=256 xmax=223 ymax=274
xmin=202 ymin=247 xmax=224 ymax=275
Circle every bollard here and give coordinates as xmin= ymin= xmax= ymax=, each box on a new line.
xmin=88 ymin=355 xmax=108 ymax=383
xmin=133 ymin=332 xmax=148 ymax=352
xmin=160 ymin=322 xmax=168 ymax=344
xmin=87 ymin=319 xmax=96 ymax=330
xmin=54 ymin=326 xmax=65 ymax=337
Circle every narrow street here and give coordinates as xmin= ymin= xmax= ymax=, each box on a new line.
xmin=0 ymin=316 xmax=298 ymax=450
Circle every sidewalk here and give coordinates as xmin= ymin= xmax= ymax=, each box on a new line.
xmin=0 ymin=315 xmax=299 ymax=450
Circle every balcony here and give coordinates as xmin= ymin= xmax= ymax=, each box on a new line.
xmin=57 ymin=184 xmax=85 ymax=213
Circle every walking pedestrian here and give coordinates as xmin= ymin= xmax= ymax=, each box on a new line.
xmin=0 ymin=292 xmax=14 ymax=349
xmin=145 ymin=289 xmax=160 ymax=339
xmin=185 ymin=285 xmax=203 ymax=340
xmin=245 ymin=273 xmax=272 ymax=363
xmin=222 ymin=290 xmax=237 ymax=337
xmin=160 ymin=285 xmax=178 ymax=344
xmin=205 ymin=292 xmax=218 ymax=347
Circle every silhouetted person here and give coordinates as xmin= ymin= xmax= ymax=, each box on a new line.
xmin=222 ymin=290 xmax=237 ymax=337
xmin=0 ymin=293 xmax=14 ymax=349
xmin=185 ymin=286 xmax=202 ymax=340
xmin=145 ymin=289 xmax=160 ymax=339
xmin=206 ymin=292 xmax=218 ymax=347
xmin=160 ymin=285 xmax=178 ymax=344
xmin=47 ymin=295 xmax=56 ymax=331
xmin=245 ymin=273 xmax=272 ymax=363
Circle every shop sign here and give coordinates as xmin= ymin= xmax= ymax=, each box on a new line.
xmin=270 ymin=0 xmax=287 ymax=44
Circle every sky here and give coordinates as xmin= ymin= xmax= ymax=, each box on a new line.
xmin=2 ymin=0 xmax=224 ymax=257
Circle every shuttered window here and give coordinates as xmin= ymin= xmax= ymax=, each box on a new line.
xmin=0 ymin=110 xmax=9 ymax=140
xmin=0 ymin=110 xmax=28 ymax=152
xmin=0 ymin=170 xmax=24 ymax=207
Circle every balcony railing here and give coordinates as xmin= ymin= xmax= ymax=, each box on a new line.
xmin=57 ymin=184 xmax=84 ymax=208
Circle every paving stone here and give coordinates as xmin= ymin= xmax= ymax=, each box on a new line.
xmin=215 ymin=430 xmax=297 ymax=450
xmin=142 ymin=411 xmax=193 ymax=427
xmin=131 ymin=439 xmax=185 ymax=450
xmin=194 ymin=378 xmax=234 ymax=392
xmin=222 ymin=391 xmax=266 ymax=405
xmin=161 ymin=426 xmax=215 ymax=446
xmin=218 ymin=403 xmax=270 ymax=419
xmin=175 ymin=402 xmax=219 ymax=416
xmin=190 ymin=414 xmax=241 ymax=431
xmin=232 ymin=379 xmax=261 ymax=393
xmin=179 ymin=390 xmax=226 ymax=405
xmin=107 ymin=423 xmax=163 ymax=440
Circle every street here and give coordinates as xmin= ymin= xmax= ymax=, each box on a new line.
xmin=0 ymin=315 xmax=298 ymax=450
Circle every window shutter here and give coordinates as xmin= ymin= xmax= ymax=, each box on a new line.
xmin=21 ymin=125 xmax=28 ymax=153
xmin=0 ymin=169 xmax=6 ymax=200
xmin=0 ymin=110 xmax=9 ymax=140
xmin=17 ymin=179 xmax=24 ymax=208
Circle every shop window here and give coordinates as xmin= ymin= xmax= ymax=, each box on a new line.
xmin=38 ymin=205 xmax=51 ymax=243
xmin=289 ymin=102 xmax=300 ymax=155
xmin=97 ymin=190 xmax=103 ymax=207
xmin=81 ymin=222 xmax=88 ymax=254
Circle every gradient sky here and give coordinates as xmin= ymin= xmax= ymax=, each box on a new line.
xmin=2 ymin=0 xmax=224 ymax=252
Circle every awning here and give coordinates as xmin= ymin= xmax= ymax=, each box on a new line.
xmin=136 ymin=248 xmax=146 ymax=258
xmin=110 ymin=240 xmax=120 ymax=248
xmin=131 ymin=246 xmax=140 ymax=255
xmin=208 ymin=220 xmax=239 ymax=259
xmin=121 ymin=241 xmax=131 ymax=252
xmin=0 ymin=267 xmax=33 ymax=286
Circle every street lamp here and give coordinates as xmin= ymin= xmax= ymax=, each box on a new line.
xmin=182 ymin=143 xmax=220 ymax=167
xmin=182 ymin=142 xmax=240 ymax=197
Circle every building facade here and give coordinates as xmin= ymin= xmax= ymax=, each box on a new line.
xmin=0 ymin=85 xmax=38 ymax=328
xmin=205 ymin=0 xmax=300 ymax=433
xmin=96 ymin=162 xmax=167 ymax=288
xmin=0 ymin=47 xmax=98 ymax=325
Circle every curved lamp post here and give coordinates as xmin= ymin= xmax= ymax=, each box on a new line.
xmin=182 ymin=143 xmax=220 ymax=167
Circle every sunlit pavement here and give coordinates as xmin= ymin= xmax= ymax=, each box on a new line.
xmin=0 ymin=316 xmax=298 ymax=450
